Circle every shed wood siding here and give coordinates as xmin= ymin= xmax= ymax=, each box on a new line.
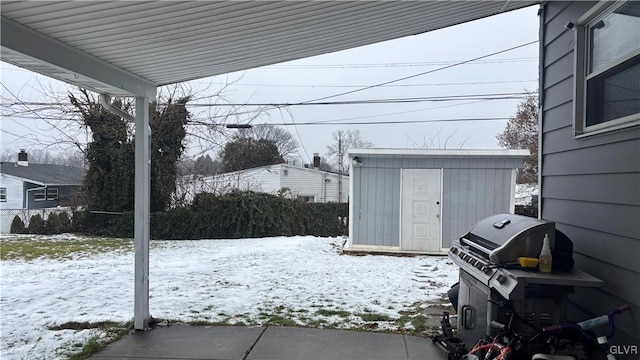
xmin=351 ymin=156 xmax=521 ymax=249
xmin=443 ymin=168 xmax=514 ymax=248
xmin=541 ymin=1 xmax=640 ymax=343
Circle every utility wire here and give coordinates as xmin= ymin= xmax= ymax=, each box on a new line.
xmin=298 ymin=40 xmax=539 ymax=104
xmin=266 ymin=57 xmax=538 ymax=69
xmin=241 ymin=117 xmax=510 ymax=126
xmin=188 ymin=79 xmax=537 ymax=89
xmin=2 ymin=114 xmax=510 ymax=126
xmin=3 ymin=92 xmax=528 ymax=108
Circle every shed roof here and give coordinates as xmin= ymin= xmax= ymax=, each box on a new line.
xmin=348 ymin=148 xmax=530 ymax=158
xmin=0 ymin=162 xmax=85 ymax=186
xmin=1 ymin=1 xmax=537 ymax=97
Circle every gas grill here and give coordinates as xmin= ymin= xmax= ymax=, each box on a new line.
xmin=448 ymin=214 xmax=602 ymax=349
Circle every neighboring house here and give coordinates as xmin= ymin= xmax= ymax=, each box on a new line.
xmin=540 ymin=1 xmax=640 ymax=346
xmin=0 ymin=151 xmax=85 ymax=210
xmin=346 ymin=149 xmax=528 ymax=254
xmin=175 ymin=162 xmax=349 ymax=205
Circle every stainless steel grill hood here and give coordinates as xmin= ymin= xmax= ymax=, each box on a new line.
xmin=459 ymin=213 xmax=555 ymax=264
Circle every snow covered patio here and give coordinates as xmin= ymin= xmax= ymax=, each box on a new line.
xmin=0 ymin=235 xmax=458 ymax=359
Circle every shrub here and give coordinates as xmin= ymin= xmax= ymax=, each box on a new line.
xmin=44 ymin=213 xmax=60 ymax=234
xmin=57 ymin=212 xmax=70 ymax=232
xmin=28 ymin=214 xmax=46 ymax=234
xmin=10 ymin=215 xmax=26 ymax=234
xmin=72 ymin=191 xmax=350 ymax=239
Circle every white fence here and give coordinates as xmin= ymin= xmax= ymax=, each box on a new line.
xmin=0 ymin=208 xmax=74 ymax=234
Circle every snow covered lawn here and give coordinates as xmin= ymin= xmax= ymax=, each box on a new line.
xmin=1 ymin=235 xmax=459 ymax=359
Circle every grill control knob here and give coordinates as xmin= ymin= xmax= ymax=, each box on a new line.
xmin=451 ymin=247 xmax=458 ymax=254
xmin=496 ymin=274 xmax=507 ymax=284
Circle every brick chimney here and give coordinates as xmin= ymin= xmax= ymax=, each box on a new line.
xmin=17 ymin=150 xmax=28 ymax=167
xmin=313 ymin=153 xmax=320 ymax=169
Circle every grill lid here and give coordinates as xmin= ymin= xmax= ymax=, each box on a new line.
xmin=460 ymin=214 xmax=555 ymax=264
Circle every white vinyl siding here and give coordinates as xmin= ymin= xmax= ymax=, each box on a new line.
xmin=175 ymin=164 xmax=347 ymax=204
xmin=0 ymin=174 xmax=25 ymax=209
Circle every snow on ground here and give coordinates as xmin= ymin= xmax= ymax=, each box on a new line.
xmin=515 ymin=183 xmax=539 ymax=205
xmin=0 ymin=235 xmax=459 ymax=360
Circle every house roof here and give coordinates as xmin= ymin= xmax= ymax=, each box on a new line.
xmin=0 ymin=162 xmax=85 ymax=186
xmin=213 ymin=163 xmax=345 ymax=179
xmin=1 ymin=1 xmax=538 ymax=97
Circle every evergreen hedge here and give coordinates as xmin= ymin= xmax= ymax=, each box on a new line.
xmin=10 ymin=215 xmax=26 ymax=234
xmin=66 ymin=191 xmax=348 ymax=239
xmin=27 ymin=214 xmax=46 ymax=234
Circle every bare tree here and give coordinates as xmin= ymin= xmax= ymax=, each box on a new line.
xmin=0 ymin=148 xmax=84 ymax=167
xmin=497 ymin=91 xmax=538 ymax=184
xmin=405 ymin=128 xmax=470 ymax=149
xmin=235 ymin=125 xmax=298 ymax=159
xmin=1 ymin=75 xmax=267 ymax=162
xmin=325 ymin=130 xmax=373 ymax=175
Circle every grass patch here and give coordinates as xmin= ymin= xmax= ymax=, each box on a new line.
xmin=48 ymin=321 xmax=125 ymax=331
xmin=1 ymin=238 xmax=132 ymax=261
xmin=66 ymin=337 xmax=106 ymax=360
xmin=266 ymin=315 xmax=296 ymax=327
xmin=357 ymin=313 xmax=392 ymax=322
xmin=395 ymin=313 xmax=429 ymax=336
xmin=315 ymin=309 xmax=350 ymax=318
xmin=52 ymin=321 xmax=132 ymax=360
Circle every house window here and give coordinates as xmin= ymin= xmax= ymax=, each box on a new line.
xmin=0 ymin=188 xmax=6 ymax=202
xmin=47 ymin=188 xmax=58 ymax=200
xmin=574 ymin=1 xmax=640 ymax=136
xmin=34 ymin=189 xmax=46 ymax=201
xmin=297 ymin=195 xmax=314 ymax=203
xmin=283 ymin=169 xmax=288 ymax=176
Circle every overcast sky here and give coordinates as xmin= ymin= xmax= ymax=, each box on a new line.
xmin=0 ymin=5 xmax=539 ymax=165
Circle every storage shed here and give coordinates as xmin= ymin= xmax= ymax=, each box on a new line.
xmin=347 ymin=149 xmax=529 ymax=255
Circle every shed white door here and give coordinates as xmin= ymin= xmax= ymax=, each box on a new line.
xmin=401 ymin=169 xmax=442 ymax=252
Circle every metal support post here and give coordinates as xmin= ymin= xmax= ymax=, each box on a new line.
xmin=134 ymin=96 xmax=151 ymax=330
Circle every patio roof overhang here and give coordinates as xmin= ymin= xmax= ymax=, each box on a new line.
xmin=2 ymin=1 xmax=536 ymax=97
xmin=0 ymin=0 xmax=539 ymax=331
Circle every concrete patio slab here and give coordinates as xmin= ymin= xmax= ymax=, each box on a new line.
xmin=90 ymin=325 xmax=265 ymax=359
xmin=89 ymin=325 xmax=448 ymax=360
xmin=248 ymin=327 xmax=402 ymax=360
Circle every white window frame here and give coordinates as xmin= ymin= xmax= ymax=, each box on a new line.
xmin=47 ymin=188 xmax=58 ymax=200
xmin=34 ymin=189 xmax=46 ymax=201
xmin=0 ymin=187 xmax=6 ymax=202
xmin=573 ymin=1 xmax=640 ymax=138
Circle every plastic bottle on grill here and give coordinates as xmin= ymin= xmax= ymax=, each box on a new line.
xmin=539 ymin=233 xmax=552 ymax=273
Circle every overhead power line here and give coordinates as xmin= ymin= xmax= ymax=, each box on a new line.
xmin=298 ymin=40 xmax=539 ymax=104
xmin=3 ymin=92 xmax=529 ymax=108
xmin=190 ymin=79 xmax=538 ymax=89
xmin=265 ymin=57 xmax=538 ymax=69
xmin=2 ymin=114 xmax=510 ymax=126
xmin=249 ymin=117 xmax=511 ymax=126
